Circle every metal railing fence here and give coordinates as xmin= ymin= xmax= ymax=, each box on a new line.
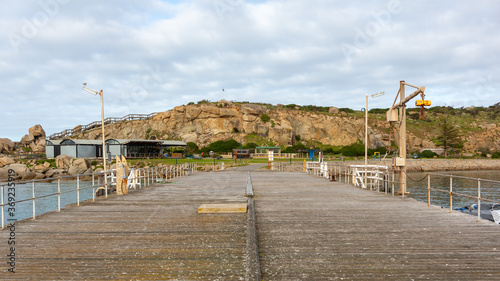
xmin=274 ymin=161 xmax=500 ymax=223
xmin=0 ymin=162 xmax=225 ymax=229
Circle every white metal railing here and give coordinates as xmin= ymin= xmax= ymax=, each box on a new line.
xmin=0 ymin=162 xmax=227 ymax=229
xmin=295 ymin=161 xmax=500 ymax=223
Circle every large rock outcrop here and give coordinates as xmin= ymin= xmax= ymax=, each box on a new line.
xmin=0 ymin=138 xmax=15 ymax=154
xmin=76 ymin=102 xmax=381 ymax=148
xmin=20 ymin=124 xmax=46 ymax=153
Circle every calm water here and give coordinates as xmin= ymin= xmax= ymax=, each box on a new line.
xmin=405 ymin=170 xmax=500 ymax=209
xmin=1 ymin=179 xmax=95 ymax=223
xmin=3 ymin=170 xmax=500 ymax=224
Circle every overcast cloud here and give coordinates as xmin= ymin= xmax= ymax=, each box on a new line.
xmin=1 ymin=0 xmax=499 ymax=141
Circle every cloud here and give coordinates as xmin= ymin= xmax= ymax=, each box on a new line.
xmin=0 ymin=0 xmax=499 ymax=141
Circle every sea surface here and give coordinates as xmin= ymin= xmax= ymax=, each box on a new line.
xmin=1 ymin=179 xmax=94 ymax=224
xmin=405 ymin=170 xmax=500 ymax=209
xmin=2 ymin=170 xmax=500 ymax=225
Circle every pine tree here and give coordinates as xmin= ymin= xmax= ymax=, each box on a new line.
xmin=435 ymin=115 xmax=462 ymax=157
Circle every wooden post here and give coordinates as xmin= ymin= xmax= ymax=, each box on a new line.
xmin=399 ymin=80 xmax=407 ymax=198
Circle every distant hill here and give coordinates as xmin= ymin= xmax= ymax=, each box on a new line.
xmin=68 ymin=100 xmax=500 ymax=155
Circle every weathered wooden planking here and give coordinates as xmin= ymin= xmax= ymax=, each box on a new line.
xmin=252 ymin=171 xmax=500 ymax=280
xmin=0 ymin=171 xmax=248 ymax=280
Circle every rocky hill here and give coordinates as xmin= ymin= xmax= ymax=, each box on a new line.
xmin=69 ymin=100 xmax=418 ymax=152
xmin=57 ymin=100 xmax=500 ymax=154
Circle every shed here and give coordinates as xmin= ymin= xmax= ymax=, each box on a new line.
xmin=106 ymin=139 xmax=187 ymax=158
xmin=59 ymin=139 xmax=103 ymax=158
xmin=255 ymin=146 xmax=282 ymax=154
xmin=45 ymin=139 xmax=63 ymax=158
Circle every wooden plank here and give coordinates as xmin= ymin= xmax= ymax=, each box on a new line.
xmin=0 ymin=171 xmax=249 ymax=279
xmin=251 ymin=171 xmax=500 ymax=280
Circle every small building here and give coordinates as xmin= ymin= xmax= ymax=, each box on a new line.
xmin=232 ymin=149 xmax=250 ymax=159
xmin=46 ymin=138 xmax=187 ymax=159
xmin=45 ymin=139 xmax=63 ymax=158
xmin=255 ymin=146 xmax=282 ymax=154
xmin=106 ymin=139 xmax=187 ymax=159
xmin=59 ymin=139 xmax=103 ymax=158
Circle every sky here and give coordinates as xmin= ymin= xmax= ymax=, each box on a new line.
xmin=1 ymin=0 xmax=499 ymax=141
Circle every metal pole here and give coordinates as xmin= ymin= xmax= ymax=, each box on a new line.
xmin=427 ymin=174 xmax=431 ymax=207
xmin=449 ymin=175 xmax=453 ymax=213
xmin=477 ymin=179 xmax=481 ymax=222
xmin=391 ymin=172 xmax=395 ymax=196
xmin=1 ymin=185 xmax=4 ymax=229
xmin=92 ymin=173 xmax=95 ymax=201
xmin=77 ymin=175 xmax=80 ymax=206
xmin=99 ymin=90 xmax=108 ymax=199
xmin=32 ymin=182 xmax=36 ymax=220
xmin=57 ymin=178 xmax=61 ymax=212
xmin=399 ymin=80 xmax=407 ymax=198
xmin=365 ymin=94 xmax=368 ymax=191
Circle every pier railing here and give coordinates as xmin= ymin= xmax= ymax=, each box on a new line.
xmin=277 ymin=161 xmax=500 ymax=223
xmin=0 ymin=162 xmax=225 ymax=229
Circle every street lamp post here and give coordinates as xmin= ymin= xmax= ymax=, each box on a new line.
xmin=83 ymin=83 xmax=108 ymax=198
xmin=365 ymin=92 xmax=384 ymax=190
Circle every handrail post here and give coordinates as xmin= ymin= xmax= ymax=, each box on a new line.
xmin=427 ymin=174 xmax=431 ymax=207
xmin=77 ymin=175 xmax=80 ymax=206
xmin=57 ymin=178 xmax=61 ymax=212
xmin=384 ymin=170 xmax=388 ymax=194
xmin=477 ymin=179 xmax=481 ymax=222
xmin=1 ymin=185 xmax=4 ymax=229
xmin=92 ymin=172 xmax=95 ymax=202
xmin=449 ymin=175 xmax=453 ymax=213
xmin=391 ymin=172 xmax=395 ymax=196
xmin=32 ymin=182 xmax=36 ymax=220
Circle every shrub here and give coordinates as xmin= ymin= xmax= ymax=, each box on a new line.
xmin=339 ymin=108 xmax=355 ymax=113
xmin=260 ymin=114 xmax=271 ymax=122
xmin=418 ymin=150 xmax=438 ymax=158
xmin=339 ymin=140 xmax=364 ymax=156
xmin=200 ymin=139 xmax=241 ymax=153
xmin=242 ymin=142 xmax=258 ymax=149
xmin=197 ymin=99 xmax=211 ymax=104
xmin=368 ymin=108 xmax=388 ymax=114
xmin=186 ymin=142 xmax=199 ymax=154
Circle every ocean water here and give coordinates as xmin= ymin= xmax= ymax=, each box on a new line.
xmin=1 ymin=179 xmax=95 ymax=224
xmin=405 ymin=170 xmax=500 ymax=209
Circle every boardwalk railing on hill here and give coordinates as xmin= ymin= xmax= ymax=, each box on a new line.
xmin=48 ymin=112 xmax=158 ymax=139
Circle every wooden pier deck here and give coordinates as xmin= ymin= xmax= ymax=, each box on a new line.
xmin=253 ymin=171 xmax=500 ymax=280
xmin=1 ymin=165 xmax=499 ymax=280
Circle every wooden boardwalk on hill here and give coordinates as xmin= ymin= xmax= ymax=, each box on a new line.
xmin=0 ymin=165 xmax=499 ymax=280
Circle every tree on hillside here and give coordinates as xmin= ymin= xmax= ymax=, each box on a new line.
xmin=186 ymin=142 xmax=199 ymax=154
xmin=435 ymin=115 xmax=462 ymax=157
